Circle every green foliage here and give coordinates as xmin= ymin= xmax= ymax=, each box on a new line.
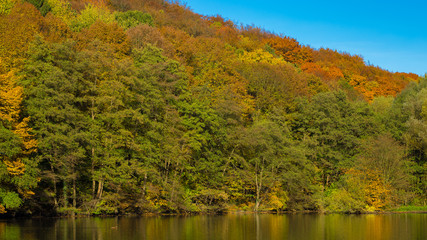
xmin=358 ymin=134 xmax=410 ymax=192
xmin=45 ymin=0 xmax=75 ymax=25
xmin=324 ymin=188 xmax=365 ymax=213
xmin=391 ymin=205 xmax=427 ymax=212
xmin=25 ymin=0 xmax=51 ymax=16
xmin=22 ymin=38 xmax=118 ymax=211
xmin=236 ymin=61 xmax=308 ymax=115
xmin=132 ymin=44 xmax=166 ymax=65
xmin=0 ymin=0 xmax=15 ymax=15
xmin=389 ymin=78 xmax=427 ymax=201
xmin=0 ymin=124 xmax=21 ymax=158
xmin=0 ymin=78 xmax=38 ymax=214
xmin=115 ymin=10 xmax=154 ymax=29
xmin=92 ymin=195 xmax=119 ymax=215
xmin=70 ymin=4 xmax=115 ymax=31
xmin=0 ymin=190 xmax=22 ymax=209
xmin=293 ymin=91 xmax=380 ymax=186
xmin=0 ymin=0 xmax=424 ymax=216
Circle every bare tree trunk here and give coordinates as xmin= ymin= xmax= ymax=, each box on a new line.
xmin=255 ymin=168 xmax=263 ymax=212
xmin=92 ymin=148 xmax=96 ymax=199
xmin=50 ymin=164 xmax=58 ymax=207
xmin=143 ymin=172 xmax=147 ymax=196
xmin=71 ymin=189 xmax=76 ymax=217
xmin=96 ymin=179 xmax=104 ymax=199
xmin=72 ymin=177 xmax=77 ymax=209
xmin=63 ymin=180 xmax=68 ymax=208
xmin=91 ymin=98 xmax=96 ymax=199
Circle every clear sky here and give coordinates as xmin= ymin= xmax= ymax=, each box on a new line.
xmin=182 ymin=0 xmax=427 ymax=76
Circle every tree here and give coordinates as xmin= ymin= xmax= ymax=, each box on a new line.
xmin=70 ymin=3 xmax=114 ymax=31
xmin=0 ymin=124 xmax=29 ymax=214
xmin=115 ymin=10 xmax=154 ymax=30
xmin=265 ymin=36 xmax=313 ymax=65
xmin=0 ymin=0 xmax=16 ymax=15
xmin=325 ymin=168 xmax=390 ymax=212
xmin=0 ymin=2 xmax=43 ymax=69
xmin=74 ymin=20 xmax=131 ymax=56
xmin=236 ymin=61 xmax=310 ymax=116
xmin=126 ymin=24 xmax=172 ymax=52
xmin=0 ymin=50 xmax=37 ymax=215
xmin=43 ymin=0 xmax=76 ymax=26
xmin=293 ymin=91 xmax=379 ymax=187
xmin=22 ymin=39 xmax=88 ymax=212
xmin=391 ymin=78 xmax=427 ymax=203
xmin=357 ymin=134 xmax=411 ymax=205
xmin=233 ymin=117 xmax=316 ymax=211
xmin=25 ymin=0 xmax=52 ymax=16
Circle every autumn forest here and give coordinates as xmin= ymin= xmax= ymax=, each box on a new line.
xmin=0 ymin=0 xmax=426 ymax=216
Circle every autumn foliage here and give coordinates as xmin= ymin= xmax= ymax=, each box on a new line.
xmin=0 ymin=0 xmax=424 ymax=215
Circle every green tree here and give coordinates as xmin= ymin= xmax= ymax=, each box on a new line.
xmin=21 ymin=39 xmax=88 ymax=212
xmin=232 ymin=116 xmax=317 ymax=211
xmin=115 ymin=10 xmax=154 ymax=30
xmin=25 ymin=0 xmax=51 ymax=16
xmin=70 ymin=4 xmax=114 ymax=32
xmin=293 ymin=91 xmax=379 ymax=188
xmin=391 ymin=78 xmax=427 ymax=203
xmin=22 ymin=38 xmax=146 ymax=214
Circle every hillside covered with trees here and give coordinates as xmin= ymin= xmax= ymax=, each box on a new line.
xmin=0 ymin=0 xmax=425 ymax=216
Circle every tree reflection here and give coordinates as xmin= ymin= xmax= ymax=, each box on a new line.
xmin=0 ymin=214 xmax=425 ymax=240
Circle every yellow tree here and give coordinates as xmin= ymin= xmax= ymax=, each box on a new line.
xmin=0 ymin=60 xmax=37 ymax=213
xmin=0 ymin=61 xmax=37 ymax=153
xmin=0 ymin=2 xmax=39 ymax=158
xmin=0 ymin=2 xmax=44 ymax=69
xmin=345 ymin=168 xmax=391 ymax=211
xmin=238 ymin=48 xmax=284 ymax=65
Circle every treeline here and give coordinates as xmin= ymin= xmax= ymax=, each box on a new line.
xmin=0 ymin=0 xmax=425 ymax=216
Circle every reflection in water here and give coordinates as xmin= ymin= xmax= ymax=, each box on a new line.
xmin=0 ymin=213 xmax=425 ymax=240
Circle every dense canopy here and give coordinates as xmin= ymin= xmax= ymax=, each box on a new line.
xmin=0 ymin=0 xmax=425 ymax=216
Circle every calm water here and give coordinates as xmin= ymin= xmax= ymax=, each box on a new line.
xmin=0 ymin=213 xmax=426 ymax=240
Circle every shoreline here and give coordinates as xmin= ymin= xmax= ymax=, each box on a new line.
xmin=2 ymin=209 xmax=427 ymax=219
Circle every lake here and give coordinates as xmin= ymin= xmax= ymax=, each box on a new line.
xmin=0 ymin=213 xmax=426 ymax=240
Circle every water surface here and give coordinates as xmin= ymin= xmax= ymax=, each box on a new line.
xmin=1 ymin=213 xmax=425 ymax=240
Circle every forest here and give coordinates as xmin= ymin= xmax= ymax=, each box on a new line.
xmin=0 ymin=0 xmax=426 ymax=216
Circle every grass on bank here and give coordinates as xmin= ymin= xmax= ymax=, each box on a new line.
xmin=390 ymin=205 xmax=427 ymax=212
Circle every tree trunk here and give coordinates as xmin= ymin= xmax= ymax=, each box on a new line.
xmin=92 ymin=148 xmax=96 ymax=199
xmin=72 ymin=177 xmax=76 ymax=209
xmin=143 ymin=172 xmax=147 ymax=196
xmin=91 ymin=98 xmax=96 ymax=199
xmin=96 ymin=179 xmax=104 ymax=199
xmin=50 ymin=164 xmax=58 ymax=207
xmin=255 ymin=168 xmax=263 ymax=212
xmin=63 ymin=180 xmax=68 ymax=208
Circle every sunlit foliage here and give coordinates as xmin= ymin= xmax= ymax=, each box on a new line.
xmin=0 ymin=0 xmax=424 ymax=215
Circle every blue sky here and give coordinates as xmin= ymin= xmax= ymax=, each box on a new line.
xmin=182 ymin=0 xmax=427 ymax=76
